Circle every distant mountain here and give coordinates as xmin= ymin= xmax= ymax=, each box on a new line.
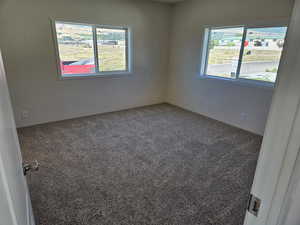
xmin=211 ymin=27 xmax=287 ymax=41
xmin=250 ymin=27 xmax=287 ymax=34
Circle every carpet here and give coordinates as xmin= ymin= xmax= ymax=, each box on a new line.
xmin=18 ymin=104 xmax=262 ymax=225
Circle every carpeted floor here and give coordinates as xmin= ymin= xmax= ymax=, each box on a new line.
xmin=18 ymin=104 xmax=262 ymax=225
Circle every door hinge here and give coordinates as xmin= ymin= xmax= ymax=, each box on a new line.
xmin=247 ymin=194 xmax=261 ymax=217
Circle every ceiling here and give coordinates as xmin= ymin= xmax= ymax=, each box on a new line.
xmin=151 ymin=0 xmax=185 ymax=3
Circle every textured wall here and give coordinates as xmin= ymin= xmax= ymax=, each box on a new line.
xmin=0 ymin=0 xmax=295 ymax=134
xmin=0 ymin=0 xmax=171 ymax=127
xmin=167 ymin=0 xmax=294 ymax=135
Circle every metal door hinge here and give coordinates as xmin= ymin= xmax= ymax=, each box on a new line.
xmin=23 ymin=160 xmax=39 ymax=176
xmin=248 ymin=194 xmax=261 ymax=217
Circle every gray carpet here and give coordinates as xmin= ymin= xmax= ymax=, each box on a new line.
xmin=18 ymin=104 xmax=262 ymax=225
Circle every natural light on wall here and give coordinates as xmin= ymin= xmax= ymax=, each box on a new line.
xmin=53 ymin=21 xmax=130 ymax=78
xmin=202 ymin=26 xmax=287 ymax=83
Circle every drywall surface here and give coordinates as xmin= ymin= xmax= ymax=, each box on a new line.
xmin=167 ymin=0 xmax=294 ymax=135
xmin=279 ymin=150 xmax=300 ymax=225
xmin=0 ymin=0 xmax=171 ymax=127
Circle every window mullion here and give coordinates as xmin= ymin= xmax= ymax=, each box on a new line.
xmin=125 ymin=29 xmax=130 ymax=72
xmin=92 ymin=25 xmax=99 ymax=73
xmin=236 ymin=27 xmax=247 ymax=79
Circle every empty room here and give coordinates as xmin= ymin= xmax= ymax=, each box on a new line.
xmin=1 ymin=0 xmax=300 ymax=225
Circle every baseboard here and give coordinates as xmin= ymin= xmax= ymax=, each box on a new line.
xmin=165 ymin=100 xmax=263 ymax=136
xmin=17 ymin=101 xmax=167 ymax=129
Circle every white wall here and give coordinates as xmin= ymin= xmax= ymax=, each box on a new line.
xmin=167 ymin=0 xmax=294 ymax=135
xmin=0 ymin=0 xmax=171 ymax=127
xmin=279 ymin=150 xmax=300 ymax=225
xmin=0 ymin=0 xmax=295 ymax=134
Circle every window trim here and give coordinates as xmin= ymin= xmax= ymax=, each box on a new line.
xmin=200 ymin=24 xmax=288 ymax=86
xmin=51 ymin=19 xmax=133 ymax=79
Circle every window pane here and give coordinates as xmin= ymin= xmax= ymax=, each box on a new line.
xmin=206 ymin=27 xmax=244 ymax=78
xmin=97 ymin=28 xmax=127 ymax=72
xmin=55 ymin=22 xmax=95 ymax=75
xmin=239 ymin=27 xmax=287 ymax=83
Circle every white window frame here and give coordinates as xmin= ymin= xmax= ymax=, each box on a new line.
xmin=200 ymin=24 xmax=288 ymax=87
xmin=51 ymin=20 xmax=132 ymax=79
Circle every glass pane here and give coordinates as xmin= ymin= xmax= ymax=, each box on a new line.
xmin=97 ymin=28 xmax=127 ymax=72
xmin=55 ymin=22 xmax=95 ymax=76
xmin=206 ymin=27 xmax=244 ymax=78
xmin=239 ymin=27 xmax=287 ymax=83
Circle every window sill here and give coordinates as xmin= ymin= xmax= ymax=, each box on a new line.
xmin=60 ymin=71 xmax=133 ymax=80
xmin=197 ymin=74 xmax=275 ymax=89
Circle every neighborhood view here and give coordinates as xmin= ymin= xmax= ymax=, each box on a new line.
xmin=55 ymin=22 xmax=127 ymax=75
xmin=206 ymin=26 xmax=287 ymax=83
xmin=55 ymin=22 xmax=287 ymax=82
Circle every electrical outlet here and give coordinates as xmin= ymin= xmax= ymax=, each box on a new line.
xmin=21 ymin=110 xmax=29 ymax=120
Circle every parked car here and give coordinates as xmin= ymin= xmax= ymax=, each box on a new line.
xmin=254 ymin=40 xmax=263 ymax=46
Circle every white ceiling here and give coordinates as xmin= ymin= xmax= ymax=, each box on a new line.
xmin=151 ymin=0 xmax=185 ymax=3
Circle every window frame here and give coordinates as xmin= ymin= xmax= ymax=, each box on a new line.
xmin=200 ymin=24 xmax=288 ymax=87
xmin=51 ymin=20 xmax=132 ymax=79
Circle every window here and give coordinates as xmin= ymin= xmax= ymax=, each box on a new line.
xmin=202 ymin=26 xmax=287 ymax=84
xmin=53 ymin=21 xmax=130 ymax=78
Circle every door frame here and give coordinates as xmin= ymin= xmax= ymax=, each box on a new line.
xmin=0 ymin=50 xmax=35 ymax=225
xmin=243 ymin=0 xmax=300 ymax=224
